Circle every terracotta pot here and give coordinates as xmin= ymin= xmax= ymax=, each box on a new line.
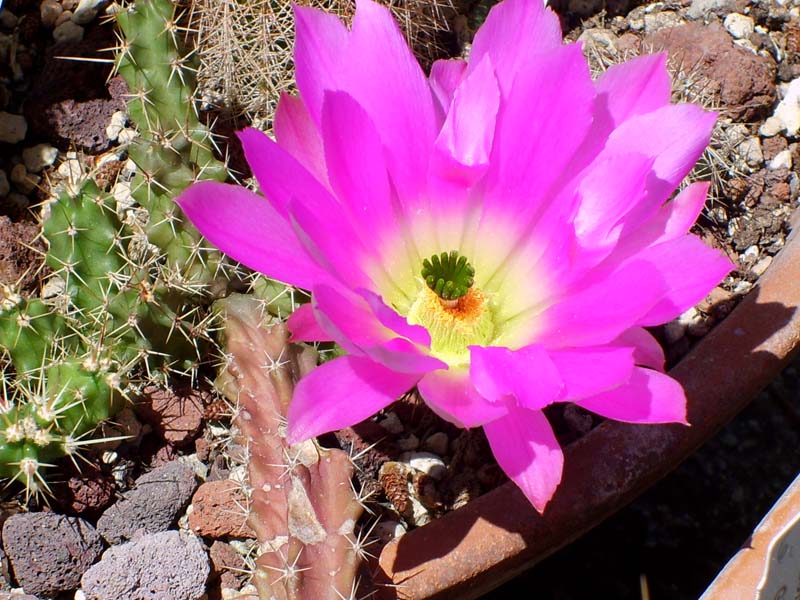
xmin=375 ymin=220 xmax=800 ymax=599
xmin=701 ymin=473 xmax=800 ymax=599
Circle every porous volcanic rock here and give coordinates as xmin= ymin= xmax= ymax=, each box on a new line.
xmin=188 ymin=480 xmax=255 ymax=539
xmin=2 ymin=512 xmax=103 ymax=597
xmin=81 ymin=530 xmax=209 ymax=600
xmin=644 ymin=22 xmax=776 ymax=121
xmin=96 ymin=460 xmax=197 ymax=544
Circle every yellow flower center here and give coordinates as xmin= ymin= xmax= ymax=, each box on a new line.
xmin=406 ymin=286 xmax=495 ymax=367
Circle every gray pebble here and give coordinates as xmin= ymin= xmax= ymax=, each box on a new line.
xmin=22 ymin=143 xmax=58 ymax=173
xmin=0 ymin=10 xmax=17 ymax=29
xmin=53 ymin=20 xmax=84 ymax=44
xmin=2 ymin=512 xmax=103 ymax=597
xmin=97 ymin=460 xmax=197 ymax=545
xmin=81 ymin=530 xmax=209 ymax=600
xmin=0 ymin=170 xmax=8 ymax=197
xmin=422 ymin=432 xmax=448 ymax=456
xmin=0 ymin=112 xmax=26 ymax=144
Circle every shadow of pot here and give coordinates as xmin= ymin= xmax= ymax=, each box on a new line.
xmin=375 ymin=219 xmax=800 ymax=600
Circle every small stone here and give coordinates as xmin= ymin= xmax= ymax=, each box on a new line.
xmin=209 ymin=541 xmax=247 ymax=590
xmin=81 ymin=531 xmax=209 ymax=600
xmin=400 ymin=451 xmax=446 ymax=480
xmin=105 ymin=110 xmax=127 ymax=141
xmin=0 ymin=171 xmax=8 ymax=197
xmin=374 ymin=520 xmax=406 ymax=544
xmin=643 ymin=11 xmax=682 ymax=33
xmin=396 ymin=433 xmax=419 ymax=451
xmin=0 ymin=112 xmax=26 ymax=144
xmin=40 ymin=0 xmax=63 ymax=28
xmin=752 ymin=255 xmax=773 ymax=277
xmin=769 ymin=78 xmax=800 ymax=137
xmin=737 ymin=137 xmax=763 ymax=167
xmin=22 ymin=143 xmax=58 ymax=173
xmin=423 ymin=432 xmax=448 ymax=456
xmin=54 ymin=9 xmax=72 ymax=27
xmin=760 ymin=116 xmax=784 ymax=137
xmin=9 ymin=163 xmax=38 ymax=195
xmin=62 ymin=0 xmax=80 ymax=10
xmin=53 ymin=19 xmax=84 ymax=44
xmin=0 ymin=11 xmax=17 ymax=29
xmin=664 ymin=320 xmax=687 ymax=344
xmin=724 ymin=13 xmax=755 ymax=40
xmin=2 ymin=512 xmax=103 ymax=597
xmin=137 ymin=384 xmax=209 ymax=447
xmin=378 ymin=412 xmax=404 ymax=434
xmin=188 ymin=480 xmax=255 ymax=539
xmin=97 ymin=460 xmax=198 ymax=544
xmin=116 ymin=127 xmax=138 ymax=144
xmin=769 ymin=149 xmax=793 ymax=170
xmin=72 ymin=0 xmax=103 ymax=25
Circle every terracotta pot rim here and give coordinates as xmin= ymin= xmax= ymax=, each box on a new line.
xmin=375 ymin=221 xmax=800 ymax=600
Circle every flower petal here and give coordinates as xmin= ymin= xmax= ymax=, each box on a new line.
xmin=594 ymin=52 xmax=671 ymax=131
xmin=635 ymin=235 xmax=734 ymax=325
xmin=287 ymin=304 xmax=331 ymax=342
xmin=604 ymin=104 xmax=716 ymax=206
xmin=469 ymin=0 xmax=562 ymax=96
xmin=321 ymin=90 xmax=396 ymax=239
xmin=435 ymin=55 xmax=500 ymax=170
xmin=611 ymin=328 xmax=665 ymax=371
xmin=312 ymin=284 xmax=445 ymax=374
xmin=429 ymin=58 xmax=467 ymax=115
xmin=534 ymin=259 xmax=665 ymax=347
xmin=287 ymin=355 xmax=419 ymax=444
xmin=575 ymin=367 xmax=687 ymax=424
xmin=548 ymin=346 xmax=635 ymax=401
xmin=175 ymin=181 xmax=328 ymax=290
xmin=483 ymin=406 xmax=563 ymax=513
xmin=274 ymin=93 xmax=328 ymax=185
xmin=417 ymin=368 xmax=508 ymax=428
xmin=469 ymin=345 xmax=563 ymax=410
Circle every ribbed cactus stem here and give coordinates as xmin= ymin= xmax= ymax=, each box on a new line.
xmin=216 ymin=294 xmax=364 ymax=600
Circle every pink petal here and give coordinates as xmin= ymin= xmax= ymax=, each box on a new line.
xmin=236 ymin=127 xmax=334 ymax=218
xmin=358 ymin=289 xmax=431 ymax=347
xmin=292 ymin=4 xmax=348 ymax=125
xmin=274 ymin=93 xmax=328 ymax=185
xmin=344 ymin=0 xmax=438 ymax=199
xmin=469 ymin=0 xmax=563 ymax=97
xmin=287 ymin=355 xmax=419 ymax=444
xmin=175 ymin=181 xmax=328 ymax=290
xmin=429 ymin=58 xmax=467 ymax=115
xmin=287 ymin=304 xmax=331 ymax=342
xmin=573 ymin=151 xmax=655 ymax=254
xmin=417 ymin=368 xmax=508 ymax=428
xmin=658 ymin=182 xmax=712 ymax=242
xmin=481 ymin=43 xmax=594 ymax=225
xmin=548 ymin=346 xmax=635 ymax=401
xmin=604 ymin=104 xmax=716 ymax=206
xmin=321 ymin=91 xmax=396 ymax=238
xmin=575 ymin=367 xmax=687 ymax=424
xmin=435 ymin=55 xmax=500 ymax=170
xmin=535 ymin=260 xmax=665 ymax=347
xmin=595 ymin=52 xmax=671 ymax=130
xmin=483 ymin=407 xmax=563 ymax=513
xmin=469 ymin=345 xmax=563 ymax=410
xmin=312 ymin=284 xmax=445 ymax=374
xmin=611 ymin=328 xmax=665 ymax=371
xmin=635 ymin=235 xmax=734 ymax=325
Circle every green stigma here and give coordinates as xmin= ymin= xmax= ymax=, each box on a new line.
xmin=421 ymin=250 xmax=475 ymax=301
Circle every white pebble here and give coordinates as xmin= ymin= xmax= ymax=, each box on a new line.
xmin=769 ymin=78 xmax=800 ymax=137
xmin=53 ymin=20 xmax=84 ymax=44
xmin=737 ymin=137 xmax=763 ymax=167
xmin=105 ymin=110 xmax=128 ymax=141
xmin=724 ymin=13 xmax=755 ymax=40
xmin=400 ymin=452 xmax=446 ymax=480
xmin=72 ymin=0 xmax=104 ymax=25
xmin=116 ymin=127 xmax=138 ymax=145
xmin=769 ymin=149 xmax=793 ymax=171
xmin=22 ymin=143 xmax=58 ymax=173
xmin=0 ymin=111 xmax=27 ymax=144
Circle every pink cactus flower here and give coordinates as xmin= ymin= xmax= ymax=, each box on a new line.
xmin=177 ymin=0 xmax=732 ymax=511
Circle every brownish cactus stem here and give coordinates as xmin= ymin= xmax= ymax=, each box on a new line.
xmin=216 ymin=294 xmax=364 ymax=600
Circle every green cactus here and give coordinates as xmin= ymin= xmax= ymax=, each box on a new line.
xmin=0 ymin=0 xmax=239 ymax=498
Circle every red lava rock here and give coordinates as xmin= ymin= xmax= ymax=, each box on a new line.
xmin=209 ymin=541 xmax=247 ymax=590
xmin=643 ymin=23 xmax=776 ymax=121
xmin=54 ymin=468 xmax=116 ymax=517
xmin=24 ymin=27 xmax=127 ymax=153
xmin=195 ymin=436 xmax=212 ymax=462
xmin=137 ymin=384 xmax=210 ymax=447
xmin=0 ymin=216 xmax=45 ymax=294
xmin=188 ymin=480 xmax=255 ymax=539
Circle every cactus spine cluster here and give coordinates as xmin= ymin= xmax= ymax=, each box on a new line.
xmin=216 ymin=295 xmax=367 ymax=600
xmin=0 ymin=0 xmax=234 ymax=497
